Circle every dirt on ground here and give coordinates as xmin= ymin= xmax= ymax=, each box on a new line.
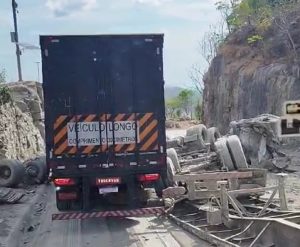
xmin=165 ymin=120 xmax=200 ymax=130
xmin=0 ymin=185 xmax=47 ymax=247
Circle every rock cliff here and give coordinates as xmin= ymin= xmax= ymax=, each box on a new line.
xmin=203 ymin=13 xmax=300 ymax=134
xmin=0 ymin=81 xmax=45 ymax=161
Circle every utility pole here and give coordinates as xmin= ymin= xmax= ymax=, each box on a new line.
xmin=35 ymin=62 xmax=40 ymax=82
xmin=12 ymin=0 xmax=22 ymax=81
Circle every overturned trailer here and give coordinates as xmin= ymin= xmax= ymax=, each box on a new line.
xmin=164 ymin=123 xmax=300 ymax=247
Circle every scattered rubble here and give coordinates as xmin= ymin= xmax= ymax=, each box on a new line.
xmin=164 ymin=123 xmax=300 ymax=247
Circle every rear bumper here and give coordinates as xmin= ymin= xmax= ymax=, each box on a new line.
xmin=52 ymin=206 xmax=165 ymax=221
xmin=51 ymin=164 xmax=167 ymax=178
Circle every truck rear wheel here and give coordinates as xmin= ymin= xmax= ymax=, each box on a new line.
xmin=154 ymin=178 xmax=165 ymax=198
xmin=55 ymin=191 xmax=82 ymax=211
xmin=56 ymin=199 xmax=72 ymax=211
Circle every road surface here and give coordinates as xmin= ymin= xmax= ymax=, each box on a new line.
xmin=19 ymin=186 xmax=209 ymax=247
xmin=166 ymin=129 xmax=186 ymax=139
xmin=18 ymin=129 xmax=211 ymax=247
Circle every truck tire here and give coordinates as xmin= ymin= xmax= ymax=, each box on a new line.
xmin=167 ymin=148 xmax=181 ymax=172
xmin=166 ymin=157 xmax=177 ymax=187
xmin=176 ymin=136 xmax=184 ymax=147
xmin=56 ymin=198 xmax=71 ymax=211
xmin=0 ymin=159 xmax=25 ymax=187
xmin=215 ymin=138 xmax=235 ymax=171
xmin=207 ymin=127 xmax=221 ymax=149
xmin=24 ymin=156 xmax=47 ymax=184
xmin=155 ymin=157 xmax=177 ymax=197
xmin=227 ymin=135 xmax=248 ymax=169
xmin=186 ymin=124 xmax=208 ymax=143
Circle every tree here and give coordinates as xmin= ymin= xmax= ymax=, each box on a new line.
xmin=216 ymin=0 xmax=240 ymax=32
xmin=166 ymin=98 xmax=180 ymax=119
xmin=201 ymin=24 xmax=227 ymax=65
xmin=273 ymin=2 xmax=298 ymax=59
xmin=0 ymin=69 xmax=6 ymax=84
xmin=177 ymin=89 xmax=194 ymax=118
xmin=0 ymin=68 xmax=11 ymax=105
xmin=189 ymin=64 xmax=204 ymax=95
xmin=195 ymin=102 xmax=202 ymax=120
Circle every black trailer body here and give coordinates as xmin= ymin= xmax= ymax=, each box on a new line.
xmin=40 ymin=34 xmax=167 ymax=212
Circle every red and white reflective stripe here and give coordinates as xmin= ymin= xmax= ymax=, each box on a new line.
xmin=52 ymin=207 xmax=165 ymax=221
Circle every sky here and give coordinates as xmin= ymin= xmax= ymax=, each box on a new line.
xmin=0 ymin=0 xmax=221 ymax=87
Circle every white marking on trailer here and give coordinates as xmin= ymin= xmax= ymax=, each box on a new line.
xmin=67 ymin=121 xmax=139 ymax=147
xmin=49 ymin=150 xmax=53 ymax=159
xmin=145 ymin=38 xmax=153 ymax=42
xmin=149 ymin=161 xmax=158 ymax=165
xmin=44 ymin=49 xmax=48 ymax=57
xmin=51 ymin=39 xmax=60 ymax=43
xmin=140 ymin=152 xmax=157 ymax=155
xmin=115 ymin=153 xmax=134 ymax=156
xmin=57 ymin=166 xmax=65 ymax=169
xmin=78 ymin=164 xmax=86 ymax=168
xmin=156 ymin=47 xmax=160 ymax=55
xmin=160 ymin=146 xmax=163 ymax=153
xmin=130 ymin=162 xmax=137 ymax=166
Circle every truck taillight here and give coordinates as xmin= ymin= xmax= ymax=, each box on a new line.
xmin=137 ymin=174 xmax=160 ymax=182
xmin=53 ymin=178 xmax=75 ymax=186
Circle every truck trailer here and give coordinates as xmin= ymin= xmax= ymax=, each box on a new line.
xmin=40 ymin=34 xmax=167 ymax=213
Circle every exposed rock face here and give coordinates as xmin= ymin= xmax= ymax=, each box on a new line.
xmin=0 ymin=102 xmax=45 ymax=161
xmin=7 ymin=81 xmax=45 ymax=140
xmin=203 ymin=17 xmax=300 ymax=134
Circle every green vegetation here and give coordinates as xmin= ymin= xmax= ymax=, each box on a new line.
xmin=216 ymin=0 xmax=296 ymax=31
xmin=247 ymin=34 xmax=263 ymax=44
xmin=213 ymin=0 xmax=299 ymax=60
xmin=195 ymin=103 xmax=202 ymax=120
xmin=0 ymin=69 xmax=6 ymax=84
xmin=166 ymin=89 xmax=201 ymax=120
xmin=166 ymin=97 xmax=180 ymax=118
xmin=0 ymin=68 xmax=11 ymax=105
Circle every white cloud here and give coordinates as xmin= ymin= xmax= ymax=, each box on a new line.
xmin=46 ymin=0 xmax=97 ymax=17
xmin=133 ymin=0 xmax=172 ymax=6
xmin=132 ymin=0 xmax=219 ymax=21
xmin=160 ymin=2 xmax=218 ymax=21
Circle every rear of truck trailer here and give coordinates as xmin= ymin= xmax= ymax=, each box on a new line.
xmin=40 ymin=34 xmax=167 ymax=212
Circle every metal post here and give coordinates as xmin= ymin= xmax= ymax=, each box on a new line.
xmin=36 ymin=62 xmax=40 ymax=82
xmin=276 ymin=173 xmax=288 ymax=211
xmin=12 ymin=0 xmax=22 ymax=81
xmin=219 ymin=181 xmax=229 ymax=220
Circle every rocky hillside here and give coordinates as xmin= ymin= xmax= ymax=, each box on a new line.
xmin=0 ymin=102 xmax=44 ymax=161
xmin=0 ymin=81 xmax=45 ymax=161
xmin=8 ymin=81 xmax=45 ymax=139
xmin=203 ymin=4 xmax=300 ymax=133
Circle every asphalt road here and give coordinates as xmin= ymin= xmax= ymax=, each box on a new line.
xmin=16 ymin=129 xmax=211 ymax=247
xmin=19 ymin=186 xmax=209 ymax=247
